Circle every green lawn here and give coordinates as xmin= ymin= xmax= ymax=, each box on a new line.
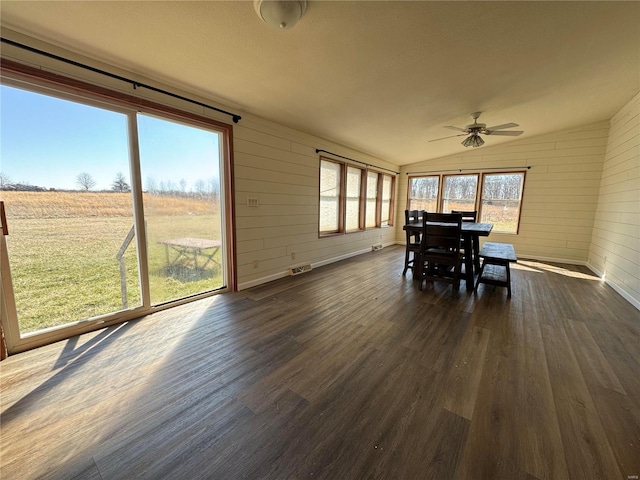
xmin=7 ymin=214 xmax=223 ymax=333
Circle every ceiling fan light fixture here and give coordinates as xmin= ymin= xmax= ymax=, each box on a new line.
xmin=254 ymin=0 xmax=307 ymax=30
xmin=462 ymin=134 xmax=484 ymax=148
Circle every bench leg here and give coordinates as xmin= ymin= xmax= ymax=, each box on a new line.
xmin=506 ymin=263 xmax=512 ymax=298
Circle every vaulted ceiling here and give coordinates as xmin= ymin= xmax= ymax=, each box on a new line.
xmin=1 ymin=1 xmax=638 ymax=165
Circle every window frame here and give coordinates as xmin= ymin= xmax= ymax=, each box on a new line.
xmin=406 ymin=170 xmax=527 ymax=234
xmin=345 ymin=165 xmax=366 ymax=233
xmin=365 ymin=170 xmax=380 ymax=229
xmin=479 ymin=171 xmax=526 ymax=234
xmin=319 ymin=158 xmax=345 ymax=235
xmin=440 ymin=173 xmax=480 ymax=213
xmin=408 ymin=175 xmax=440 ymax=212
xmin=380 ymin=173 xmax=395 ymax=227
xmin=318 ymin=157 xmax=395 ymax=237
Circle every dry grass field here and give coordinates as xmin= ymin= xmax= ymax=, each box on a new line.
xmin=4 ymin=191 xmax=215 ymax=217
xmin=2 ymin=191 xmax=223 ymax=334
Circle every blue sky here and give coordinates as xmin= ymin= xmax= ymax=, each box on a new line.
xmin=1 ymin=85 xmax=220 ymax=191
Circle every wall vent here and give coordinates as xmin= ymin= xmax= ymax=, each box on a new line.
xmin=289 ymin=264 xmax=312 ymax=276
xmin=372 ymin=244 xmax=384 ymax=251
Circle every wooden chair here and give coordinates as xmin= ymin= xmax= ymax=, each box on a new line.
xmin=419 ymin=212 xmax=463 ymax=291
xmin=452 ymin=210 xmax=478 ymax=272
xmin=452 ymin=210 xmax=477 ymax=222
xmin=402 ymin=209 xmax=423 ymax=275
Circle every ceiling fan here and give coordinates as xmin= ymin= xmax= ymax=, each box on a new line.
xmin=430 ymin=112 xmax=524 ymax=148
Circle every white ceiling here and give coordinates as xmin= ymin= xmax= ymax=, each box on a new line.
xmin=1 ymin=1 xmax=639 ymax=165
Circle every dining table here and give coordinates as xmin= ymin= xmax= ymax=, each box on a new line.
xmin=403 ymin=221 xmax=493 ymax=290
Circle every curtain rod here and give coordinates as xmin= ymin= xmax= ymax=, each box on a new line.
xmin=0 ymin=37 xmax=242 ymax=124
xmin=407 ymin=165 xmax=531 ymax=175
xmin=316 ymin=149 xmax=399 ymax=174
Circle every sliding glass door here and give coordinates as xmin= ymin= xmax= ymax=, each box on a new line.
xmin=0 ymin=78 xmax=231 ymax=352
xmin=137 ymin=113 xmax=226 ymax=305
xmin=1 ymin=86 xmax=142 ymax=334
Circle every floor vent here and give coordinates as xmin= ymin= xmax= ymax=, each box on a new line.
xmin=289 ymin=264 xmax=312 ymax=276
xmin=372 ymin=244 xmax=384 ymax=251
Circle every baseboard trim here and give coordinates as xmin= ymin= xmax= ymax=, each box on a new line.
xmin=238 ymin=242 xmax=396 ymax=291
xmin=586 ymin=262 xmax=640 ymax=312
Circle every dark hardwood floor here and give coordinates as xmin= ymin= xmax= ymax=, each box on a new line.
xmin=1 ymin=246 xmax=639 ymax=479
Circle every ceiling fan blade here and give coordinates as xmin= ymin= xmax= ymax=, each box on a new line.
xmin=485 ymin=122 xmax=519 ymax=131
xmin=485 ymin=130 xmax=524 ymax=136
xmin=443 ymin=126 xmax=467 ymax=132
xmin=429 ymin=133 xmax=467 ymax=142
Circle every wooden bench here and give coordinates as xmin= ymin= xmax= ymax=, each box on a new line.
xmin=474 ymin=242 xmax=517 ymax=298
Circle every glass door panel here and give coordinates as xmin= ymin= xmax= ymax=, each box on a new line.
xmin=137 ymin=113 xmax=225 ymax=305
xmin=0 ymin=85 xmax=141 ymax=334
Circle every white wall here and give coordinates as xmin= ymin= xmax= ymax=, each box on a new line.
xmin=588 ymin=93 xmax=640 ymax=309
xmin=396 ymin=122 xmax=611 ymax=264
xmin=233 ymin=116 xmax=398 ymax=289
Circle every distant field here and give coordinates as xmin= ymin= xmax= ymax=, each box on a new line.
xmin=4 ymin=191 xmax=216 ymax=218
xmin=2 ymin=191 xmax=223 ymax=333
xmin=408 ymin=201 xmax=519 ymax=233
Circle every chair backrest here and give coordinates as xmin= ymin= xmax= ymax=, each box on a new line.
xmin=405 ymin=209 xmax=422 ymax=225
xmin=422 ymin=212 xmax=462 ymax=254
xmin=451 ymin=210 xmax=477 ymax=222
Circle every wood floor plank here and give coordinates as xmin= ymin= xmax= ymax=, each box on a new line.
xmin=540 ymin=322 xmax=623 ymax=480
xmin=2 ymin=246 xmax=639 ymax=479
xmin=440 ymin=325 xmax=490 ymax=420
xmin=589 ymin=385 xmax=640 ymax=479
xmin=563 ymin=318 xmax=626 ymax=394
xmin=457 ymin=309 xmax=570 ymax=480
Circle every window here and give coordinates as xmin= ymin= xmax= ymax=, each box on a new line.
xmin=319 ymin=157 xmax=395 ymax=235
xmin=442 ymin=174 xmax=479 ymax=212
xmin=366 ymin=171 xmax=379 ymax=228
xmin=381 ymin=174 xmax=394 ymax=226
xmin=480 ymin=172 xmax=525 ymax=234
xmin=408 ymin=176 xmax=439 ymax=211
xmin=345 ymin=166 xmax=363 ymax=232
xmin=407 ymin=171 xmax=526 ymax=234
xmin=319 ymin=159 xmax=342 ymax=234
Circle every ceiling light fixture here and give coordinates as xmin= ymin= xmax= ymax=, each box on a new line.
xmin=254 ymin=0 xmax=307 ymax=30
xmin=461 ymin=133 xmax=484 ymax=148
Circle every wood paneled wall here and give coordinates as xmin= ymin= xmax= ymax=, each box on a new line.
xmin=233 ymin=117 xmax=398 ymax=289
xmin=397 ymin=122 xmax=611 ymax=265
xmin=589 ymin=93 xmax=640 ymax=308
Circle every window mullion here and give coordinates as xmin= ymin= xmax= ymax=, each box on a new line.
xmin=127 ymin=114 xmax=151 ymax=308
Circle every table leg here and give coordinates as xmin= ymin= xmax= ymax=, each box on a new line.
xmin=472 ymin=235 xmax=481 ymax=272
xmin=464 ymin=236 xmax=474 ymax=290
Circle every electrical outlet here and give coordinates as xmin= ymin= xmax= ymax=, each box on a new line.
xmin=253 ymin=259 xmax=258 ymax=268
xmin=291 ymin=252 xmax=296 ymax=260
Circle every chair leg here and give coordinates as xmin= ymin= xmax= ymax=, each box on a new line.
xmin=403 ymin=248 xmax=410 ymax=275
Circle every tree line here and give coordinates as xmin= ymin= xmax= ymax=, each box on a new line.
xmin=0 ymin=171 xmax=220 ymax=197
xmin=411 ymin=174 xmax=522 ymax=201
xmin=76 ymin=172 xmax=221 ymax=197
